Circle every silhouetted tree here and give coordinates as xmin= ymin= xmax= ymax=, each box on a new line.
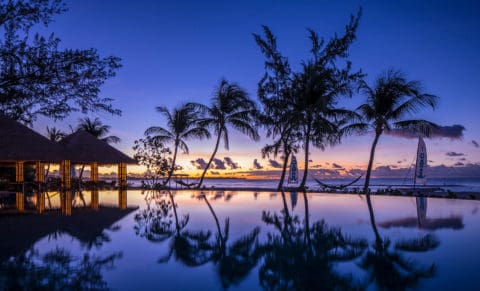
xmin=133 ymin=136 xmax=171 ymax=189
xmin=0 ymin=0 xmax=121 ymax=124
xmin=188 ymin=79 xmax=259 ymax=188
xmin=77 ymin=117 xmax=121 ymax=144
xmin=145 ymin=104 xmax=210 ymax=186
xmin=357 ymin=70 xmax=438 ymax=195
xmin=255 ymin=9 xmax=363 ymax=189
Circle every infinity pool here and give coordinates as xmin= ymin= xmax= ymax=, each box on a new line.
xmin=1 ymin=190 xmax=479 ymax=290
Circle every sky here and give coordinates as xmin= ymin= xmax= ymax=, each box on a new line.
xmin=33 ymin=0 xmax=480 ymax=178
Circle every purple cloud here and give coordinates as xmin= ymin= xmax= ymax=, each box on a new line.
xmin=253 ymin=159 xmax=263 ymax=170
xmin=446 ymin=152 xmax=465 ymax=157
xmin=269 ymin=159 xmax=282 ymax=168
xmin=191 ymin=158 xmax=208 ymax=170
xmin=386 ymin=124 xmax=465 ymax=140
xmin=224 ymin=157 xmax=240 ymax=169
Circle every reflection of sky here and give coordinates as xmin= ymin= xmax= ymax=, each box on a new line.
xmin=30 ymin=0 xmax=480 ymax=177
xmin=14 ymin=190 xmax=480 ymax=290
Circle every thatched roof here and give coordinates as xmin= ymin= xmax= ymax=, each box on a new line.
xmin=61 ymin=130 xmax=136 ymax=164
xmin=0 ymin=115 xmax=65 ymax=162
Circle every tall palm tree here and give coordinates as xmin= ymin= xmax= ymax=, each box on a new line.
xmin=189 ymin=79 xmax=259 ymax=188
xmin=145 ymin=104 xmax=210 ymax=186
xmin=358 ymin=70 xmax=438 ymax=195
xmin=77 ymin=117 xmax=120 ymax=144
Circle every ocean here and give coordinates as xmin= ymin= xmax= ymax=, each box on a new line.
xmin=128 ymin=177 xmax=480 ymax=193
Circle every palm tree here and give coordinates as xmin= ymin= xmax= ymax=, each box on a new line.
xmin=254 ymin=26 xmax=301 ymax=190
xmin=77 ymin=117 xmax=120 ymax=144
xmin=254 ymin=10 xmax=362 ymax=190
xmin=145 ymin=104 xmax=210 ymax=186
xmin=75 ymin=117 xmax=121 ymax=181
xmin=358 ymin=70 xmax=438 ymax=195
xmin=189 ymin=79 xmax=259 ymax=188
xmin=46 ymin=126 xmax=66 ymax=142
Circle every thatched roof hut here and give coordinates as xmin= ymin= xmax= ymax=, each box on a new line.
xmin=60 ymin=130 xmax=136 ymax=164
xmin=0 ymin=115 xmax=65 ymax=162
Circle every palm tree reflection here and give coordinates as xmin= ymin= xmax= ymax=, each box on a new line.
xmin=259 ymin=191 xmax=367 ymax=290
xmin=361 ymin=195 xmax=438 ymax=289
xmin=199 ymin=192 xmax=261 ymax=289
xmin=0 ymin=247 xmax=121 ymax=290
xmin=134 ymin=190 xmax=211 ymax=266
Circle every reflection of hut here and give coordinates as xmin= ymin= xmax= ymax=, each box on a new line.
xmin=60 ymin=130 xmax=136 ymax=188
xmin=0 ymin=207 xmax=136 ymax=261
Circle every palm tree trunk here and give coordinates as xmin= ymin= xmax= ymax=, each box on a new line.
xmin=277 ymin=149 xmax=290 ymax=190
xmin=299 ymin=126 xmax=311 ymax=189
xmin=197 ymin=131 xmax=222 ymax=188
xmin=363 ymin=132 xmax=381 ymax=194
xmin=164 ymin=142 xmax=179 ymax=186
xmin=302 ymin=191 xmax=312 ymax=255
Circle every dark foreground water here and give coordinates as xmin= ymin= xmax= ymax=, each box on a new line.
xmin=1 ymin=190 xmax=480 ymax=290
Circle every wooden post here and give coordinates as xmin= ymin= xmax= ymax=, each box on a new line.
xmin=118 ymin=163 xmax=127 ymax=189
xmin=35 ymin=161 xmax=45 ymax=183
xmin=91 ymin=189 xmax=99 ymax=210
xmin=61 ymin=191 xmax=72 ymax=216
xmin=90 ymin=162 xmax=98 ymax=183
xmin=61 ymin=160 xmax=71 ymax=189
xmin=118 ymin=189 xmax=127 ymax=209
xmin=36 ymin=192 xmax=45 ymax=214
xmin=15 ymin=162 xmax=24 ymax=211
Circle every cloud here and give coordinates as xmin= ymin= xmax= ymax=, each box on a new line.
xmin=386 ymin=124 xmax=465 ymax=140
xmin=454 ymin=162 xmax=464 ymax=166
xmin=210 ymin=171 xmax=220 ymax=175
xmin=446 ymin=152 xmax=465 ymax=157
xmin=191 ymin=158 xmax=208 ymax=170
xmin=332 ymin=163 xmax=343 ymax=169
xmin=309 ymin=159 xmax=313 ymax=163
xmin=269 ymin=159 xmax=282 ymax=168
xmin=397 ymin=160 xmax=403 ymax=164
xmin=459 ymin=158 xmax=466 ymax=161
xmin=472 ymin=140 xmax=479 ymax=148
xmin=253 ymin=159 xmax=263 ymax=170
xmin=224 ymin=157 xmax=240 ymax=169
xmin=311 ymin=164 xmax=322 ymax=169
xmin=212 ymin=158 xmax=226 ymax=170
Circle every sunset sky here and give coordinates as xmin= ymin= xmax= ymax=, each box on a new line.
xmin=34 ymin=0 xmax=480 ymax=178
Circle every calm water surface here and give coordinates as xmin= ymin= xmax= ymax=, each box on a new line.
xmin=1 ymin=190 xmax=480 ymax=290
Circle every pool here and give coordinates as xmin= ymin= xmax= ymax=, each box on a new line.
xmin=1 ymin=190 xmax=479 ymax=290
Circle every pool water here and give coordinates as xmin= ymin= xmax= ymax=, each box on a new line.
xmin=1 ymin=190 xmax=480 ymax=290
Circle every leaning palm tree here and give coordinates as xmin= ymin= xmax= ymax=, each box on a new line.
xmin=189 ymin=79 xmax=259 ymax=188
xmin=358 ymin=70 xmax=438 ymax=195
xmin=145 ymin=104 xmax=210 ymax=186
xmin=77 ymin=117 xmax=121 ymax=144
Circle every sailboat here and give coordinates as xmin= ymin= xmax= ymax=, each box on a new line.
xmin=287 ymin=155 xmax=298 ymax=184
xmin=414 ymin=136 xmax=427 ymax=188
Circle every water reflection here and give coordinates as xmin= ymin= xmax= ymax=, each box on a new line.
xmin=134 ymin=190 xmax=211 ymax=266
xmin=199 ymin=192 xmax=261 ymax=289
xmin=0 ymin=247 xmax=122 ymax=290
xmin=378 ymin=197 xmax=464 ymax=230
xmin=363 ymin=195 xmax=439 ymax=289
xmin=259 ymin=191 xmax=367 ymax=290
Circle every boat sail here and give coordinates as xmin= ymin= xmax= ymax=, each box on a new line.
xmin=287 ymin=155 xmax=298 ymax=184
xmin=414 ymin=136 xmax=427 ymax=187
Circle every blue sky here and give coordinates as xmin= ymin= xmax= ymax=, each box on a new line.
xmin=34 ymin=0 xmax=480 ymax=177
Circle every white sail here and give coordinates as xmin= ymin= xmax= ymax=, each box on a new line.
xmin=288 ymin=155 xmax=298 ymax=184
xmin=414 ymin=137 xmax=427 ymax=186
